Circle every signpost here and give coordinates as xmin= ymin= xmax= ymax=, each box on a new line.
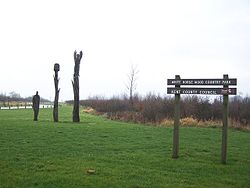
xmin=167 ymin=74 xmax=237 ymax=164
xmin=172 ymin=75 xmax=180 ymax=159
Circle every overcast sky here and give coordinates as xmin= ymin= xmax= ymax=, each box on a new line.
xmin=0 ymin=0 xmax=249 ymax=101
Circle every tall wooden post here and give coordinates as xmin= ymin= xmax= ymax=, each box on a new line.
xmin=72 ymin=50 xmax=83 ymax=122
xmin=53 ymin=63 xmax=60 ymax=122
xmin=221 ymin=74 xmax=229 ymax=164
xmin=172 ymin=75 xmax=180 ymax=158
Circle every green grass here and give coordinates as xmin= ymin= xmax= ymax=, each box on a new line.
xmin=0 ymin=106 xmax=249 ymax=188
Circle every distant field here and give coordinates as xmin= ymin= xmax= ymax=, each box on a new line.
xmin=0 ymin=107 xmax=249 ymax=188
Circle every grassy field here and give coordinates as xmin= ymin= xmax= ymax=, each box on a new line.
xmin=0 ymin=107 xmax=249 ymax=188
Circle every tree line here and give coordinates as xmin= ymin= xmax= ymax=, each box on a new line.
xmin=0 ymin=92 xmax=50 ymax=104
xmin=66 ymin=94 xmax=250 ymax=128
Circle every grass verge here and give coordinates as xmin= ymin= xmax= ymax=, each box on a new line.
xmin=0 ymin=107 xmax=249 ymax=187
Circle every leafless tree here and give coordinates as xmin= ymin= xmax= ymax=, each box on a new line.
xmin=126 ymin=65 xmax=139 ymax=109
xmin=9 ymin=91 xmax=21 ymax=99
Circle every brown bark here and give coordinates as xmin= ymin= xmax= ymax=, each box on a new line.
xmin=53 ymin=64 xmax=60 ymax=122
xmin=72 ymin=51 xmax=82 ymax=122
xmin=172 ymin=75 xmax=180 ymax=159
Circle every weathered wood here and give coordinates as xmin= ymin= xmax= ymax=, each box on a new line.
xmin=221 ymin=74 xmax=229 ymax=164
xmin=72 ymin=51 xmax=82 ymax=122
xmin=53 ymin=63 xmax=60 ymax=122
xmin=172 ymin=75 xmax=180 ymax=159
xmin=168 ymin=74 xmax=237 ymax=163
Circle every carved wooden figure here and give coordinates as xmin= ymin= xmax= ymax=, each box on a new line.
xmin=32 ymin=91 xmax=40 ymax=121
xmin=53 ymin=63 xmax=60 ymax=122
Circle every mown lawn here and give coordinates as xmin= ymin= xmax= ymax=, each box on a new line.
xmin=0 ymin=106 xmax=249 ymax=188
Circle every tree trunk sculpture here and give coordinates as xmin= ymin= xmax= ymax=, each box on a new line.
xmin=72 ymin=50 xmax=83 ymax=122
xmin=53 ymin=63 xmax=60 ymax=122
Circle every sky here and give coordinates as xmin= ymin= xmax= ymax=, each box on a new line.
xmin=0 ymin=0 xmax=249 ymax=101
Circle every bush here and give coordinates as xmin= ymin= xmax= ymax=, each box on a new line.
xmin=181 ymin=117 xmax=198 ymax=127
xmin=75 ymin=94 xmax=250 ymax=129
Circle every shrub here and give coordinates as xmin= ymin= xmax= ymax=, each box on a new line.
xmin=180 ymin=117 xmax=198 ymax=127
xmin=76 ymin=94 xmax=250 ymax=129
xmin=160 ymin=118 xmax=174 ymax=127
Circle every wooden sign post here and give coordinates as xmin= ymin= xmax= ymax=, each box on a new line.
xmin=173 ymin=75 xmax=180 ymax=158
xmin=222 ymin=74 xmax=229 ymax=164
xmin=167 ymin=74 xmax=237 ymax=164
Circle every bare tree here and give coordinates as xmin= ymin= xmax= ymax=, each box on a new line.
xmin=9 ymin=91 xmax=21 ymax=99
xmin=126 ymin=65 xmax=139 ymax=109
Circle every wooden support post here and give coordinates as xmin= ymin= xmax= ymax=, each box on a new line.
xmin=172 ymin=75 xmax=180 ymax=158
xmin=221 ymin=74 xmax=229 ymax=164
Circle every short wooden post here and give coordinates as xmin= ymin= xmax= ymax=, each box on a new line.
xmin=221 ymin=74 xmax=229 ymax=164
xmin=172 ymin=75 xmax=180 ymax=158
